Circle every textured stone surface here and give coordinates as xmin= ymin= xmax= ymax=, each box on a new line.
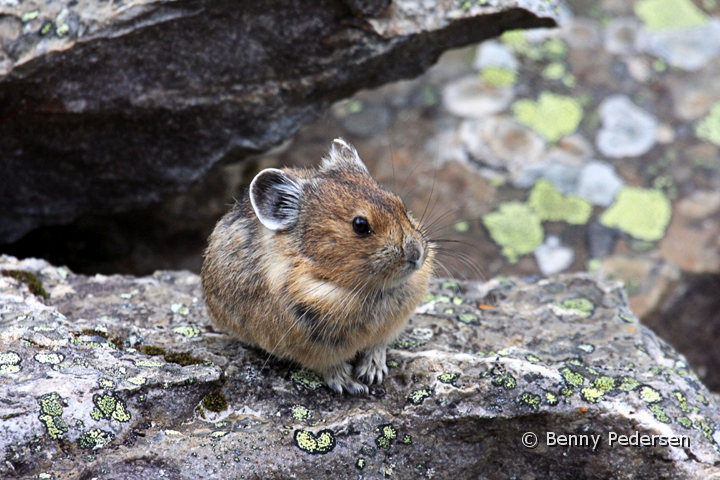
xmin=2 ymin=255 xmax=720 ymax=479
xmin=0 ymin=0 xmax=558 ymax=244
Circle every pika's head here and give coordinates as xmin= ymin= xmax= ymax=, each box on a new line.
xmin=249 ymin=138 xmax=430 ymax=290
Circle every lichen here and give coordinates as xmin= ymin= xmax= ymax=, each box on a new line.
xmin=402 ymin=434 xmax=412 ymax=445
xmin=1 ymin=270 xmax=49 ymax=298
xmin=482 ymin=202 xmax=544 ymax=264
xmin=599 ymin=187 xmax=672 ymax=241
xmin=38 ymin=392 xmax=68 ymax=439
xmin=545 ymin=392 xmax=559 ymax=406
xmin=291 ymin=405 xmax=312 ymax=421
xmin=556 ymin=298 xmax=595 ymax=318
xmin=677 ymin=416 xmax=692 ymax=428
xmin=480 ymin=67 xmax=517 ymax=87
xmin=696 ymin=101 xmax=720 ymax=146
xmin=172 ymin=325 xmax=200 ymax=337
xmin=293 ymin=429 xmax=336 ymax=454
xmin=0 ymin=351 xmax=22 ymax=374
xmin=519 ymin=392 xmax=541 ymax=410
xmin=98 ymin=378 xmax=116 ymax=390
xmin=170 ymin=303 xmax=190 ymax=315
xmin=635 ymin=0 xmax=709 ymax=31
xmin=456 ymin=313 xmax=480 ymax=325
xmin=78 ymin=429 xmax=115 ymax=450
xmin=618 ymin=377 xmax=641 ymax=392
xmin=34 ymin=353 xmax=65 ymax=365
xmin=580 ymin=387 xmax=604 ymax=403
xmin=90 ymin=393 xmax=131 ymax=422
xmin=639 ymin=385 xmax=663 ymax=403
xmin=526 ymin=354 xmax=541 ymax=363
xmin=356 ymin=458 xmax=366 ymax=469
xmin=512 ymin=92 xmax=583 ymax=142
xmin=202 ymin=391 xmax=228 ymax=413
xmin=492 ymin=373 xmax=517 ymax=390
xmin=648 ymin=404 xmax=671 ymax=423
xmin=408 ymin=388 xmax=433 ymax=405
xmin=528 ymin=179 xmax=592 ymax=224
xmin=437 ymin=372 xmax=460 ymax=385
xmin=673 ymin=391 xmax=691 ymax=413
xmin=560 ymin=367 xmax=585 ymax=388
xmin=291 ymin=369 xmax=326 ymax=390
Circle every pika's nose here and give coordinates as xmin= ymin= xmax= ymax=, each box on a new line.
xmin=404 ymin=240 xmax=423 ymax=269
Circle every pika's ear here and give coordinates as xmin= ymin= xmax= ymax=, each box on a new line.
xmin=321 ymin=138 xmax=369 ymax=174
xmin=249 ymin=168 xmax=302 ymax=231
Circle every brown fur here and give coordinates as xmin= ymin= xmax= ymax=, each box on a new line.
xmin=201 ymin=139 xmax=434 ymax=394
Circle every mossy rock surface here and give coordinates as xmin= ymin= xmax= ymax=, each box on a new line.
xmin=1 ymin=255 xmax=719 ymax=479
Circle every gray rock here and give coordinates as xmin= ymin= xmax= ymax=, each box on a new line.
xmin=534 ymin=235 xmax=574 ymax=274
xmin=596 ymin=95 xmax=658 ymax=158
xmin=2 ymin=254 xmax=720 ymax=479
xmin=0 ymin=0 xmax=558 ymax=244
xmin=576 ymin=160 xmax=624 ymax=207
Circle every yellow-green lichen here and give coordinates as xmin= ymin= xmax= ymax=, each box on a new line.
xmin=20 ymin=10 xmax=40 ymax=22
xmin=482 ymin=202 xmax=544 ymax=264
xmin=291 ymin=405 xmax=313 ymax=421
xmin=600 ymin=187 xmax=672 ymax=241
xmin=291 ymin=369 xmax=326 ymax=390
xmin=594 ymin=376 xmax=616 ymax=393
xmin=618 ymin=377 xmax=641 ymax=392
xmin=695 ymin=419 xmax=715 ymax=442
xmin=381 ymin=424 xmax=398 ymax=441
xmin=90 ymin=393 xmax=131 ymax=422
xmin=438 ymin=372 xmax=460 ymax=385
xmin=580 ymin=387 xmax=604 ymax=403
xmin=402 ymin=434 xmax=412 ymax=445
xmin=526 ymin=354 xmax=541 ymax=363
xmin=127 ymin=376 xmax=146 ymax=385
xmin=78 ymin=429 xmax=115 ymax=450
xmin=453 ymin=220 xmax=471 ymax=233
xmin=170 ymin=303 xmax=189 ymax=315
xmin=98 ymin=378 xmax=116 ymax=390
xmin=556 ymin=298 xmax=595 ymax=318
xmin=519 ymin=392 xmax=541 ymax=410
xmin=119 ymin=289 xmax=139 ymax=299
xmin=480 ymin=67 xmax=517 ymax=87
xmin=635 ymin=0 xmax=708 ymax=31
xmin=492 ymin=373 xmax=517 ymax=390
xmin=409 ymin=388 xmax=433 ymax=405
xmin=456 ymin=313 xmax=480 ymax=325
xmin=172 ymin=325 xmax=200 ymax=337
xmin=356 ymin=458 xmax=366 ymax=470
xmin=560 ymin=367 xmax=584 ymax=388
xmin=375 ymin=435 xmax=392 ymax=449
xmin=545 ymin=392 xmax=559 ymax=406
xmin=528 ymin=179 xmax=592 ymax=224
xmin=673 ymin=391 xmax=691 ymax=413
xmin=34 ymin=353 xmax=65 ymax=365
xmin=393 ymin=338 xmax=427 ymax=349
xmin=134 ymin=359 xmax=164 ymax=367
xmin=639 ymin=386 xmax=663 ymax=403
xmin=38 ymin=392 xmax=68 ymax=439
xmin=1 ymin=270 xmax=49 ymax=298
xmin=696 ymin=102 xmax=720 ymax=146
xmin=293 ymin=429 xmax=336 ymax=454
xmin=512 ymin=92 xmax=583 ymax=142
xmin=0 ymin=351 xmax=21 ymax=374
xmin=542 ymin=62 xmax=566 ymax=80
xmin=202 ymin=391 xmax=228 ymax=413
xmin=677 ymin=416 xmax=692 ymax=429
xmin=648 ymin=404 xmax=671 ymax=423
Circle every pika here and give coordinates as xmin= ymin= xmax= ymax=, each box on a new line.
xmin=201 ymin=139 xmax=433 ymax=394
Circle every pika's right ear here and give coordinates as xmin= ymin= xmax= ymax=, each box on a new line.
xmin=249 ymin=168 xmax=302 ymax=231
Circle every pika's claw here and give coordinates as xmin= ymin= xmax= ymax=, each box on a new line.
xmin=322 ymin=362 xmax=369 ymax=396
xmin=354 ymin=345 xmax=388 ymax=385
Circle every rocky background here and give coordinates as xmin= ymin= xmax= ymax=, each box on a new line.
xmin=5 ymin=0 xmax=719 ymax=395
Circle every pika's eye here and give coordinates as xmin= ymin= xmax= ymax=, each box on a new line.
xmin=352 ymin=216 xmax=371 ymax=235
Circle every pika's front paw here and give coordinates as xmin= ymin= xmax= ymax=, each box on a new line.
xmin=354 ymin=345 xmax=388 ymax=385
xmin=322 ymin=362 xmax=369 ymax=396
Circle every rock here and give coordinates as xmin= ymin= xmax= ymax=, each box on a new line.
xmin=2 ymin=254 xmax=719 ymax=479
xmin=637 ymin=20 xmax=720 ymax=72
xmin=533 ymin=235 xmax=574 ymax=275
xmin=442 ymin=75 xmax=516 ymax=119
xmin=459 ymin=116 xmax=545 ymax=170
xmin=586 ymin=221 xmax=620 ymax=259
xmin=576 ymin=161 xmax=624 ymax=207
xmin=0 ymin=1 xmax=559 ymax=245
xmin=596 ymin=95 xmax=658 ymax=158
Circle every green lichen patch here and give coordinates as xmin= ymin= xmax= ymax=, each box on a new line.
xmin=137 ymin=345 xmax=167 ymax=356
xmin=528 ymin=180 xmax=592 ymax=224
xmin=648 ymin=404 xmax=671 ymax=423
xmin=441 ymin=281 xmax=461 ymax=292
xmin=1 ymin=270 xmax=49 ymax=298
xmin=512 ymin=92 xmax=583 ymax=142
xmin=164 ymin=351 xmax=203 ymax=366
xmin=696 ymin=101 xmax=720 ymax=146
xmin=639 ymin=386 xmax=663 ymax=403
xmin=392 ymin=338 xmax=428 ymax=349
xmin=293 ymin=429 xmax=336 ymax=455
xmin=38 ymin=392 xmax=68 ymax=439
xmin=34 ymin=353 xmax=65 ymax=365
xmin=560 ymin=367 xmax=585 ymax=389
xmin=202 ymin=391 xmax=228 ymax=413
xmin=402 ymin=434 xmax=412 ymax=445
xmin=555 ymin=298 xmax=595 ymax=318
xmin=98 ymin=378 xmax=116 ymax=390
xmin=356 ymin=458 xmax=366 ymax=470
xmin=635 ymin=0 xmax=709 ymax=31
xmin=482 ymin=202 xmax=544 ymax=264
xmin=673 ymin=391 xmax=691 ymax=413
xmin=480 ymin=67 xmax=517 ymax=87
xmin=119 ymin=289 xmax=139 ymax=299
xmin=594 ymin=376 xmax=617 ymax=393
xmin=290 ymin=405 xmax=313 ymax=421
xmin=78 ymin=429 xmax=115 ymax=450
xmin=525 ymin=354 xmax=541 ymax=363
xmin=491 ymin=373 xmax=517 ymax=390
xmin=380 ymin=424 xmax=398 ymax=441
xmin=545 ymin=392 xmax=559 ymax=406
xmin=619 ymin=313 xmax=638 ymax=323
xmin=172 ymin=325 xmax=200 ymax=338
xmin=437 ymin=372 xmax=460 ymax=385
xmin=126 ymin=376 xmax=146 ymax=386
xmin=456 ymin=313 xmax=480 ymax=325
xmin=387 ymin=360 xmax=399 ymax=368
xmin=170 ymin=303 xmax=190 ymax=315
xmin=0 ymin=351 xmax=21 ymax=374
xmin=408 ymin=388 xmax=433 ymax=405
xmin=695 ymin=419 xmax=715 ymax=443
xmin=135 ymin=359 xmax=164 ymax=368
xmin=600 ymin=187 xmax=672 ymax=241
xmin=375 ymin=435 xmax=392 ymax=449
xmin=677 ymin=416 xmax=693 ymax=429
xmin=291 ymin=369 xmax=326 ymax=390
xmin=90 ymin=393 xmax=131 ymax=422
xmin=618 ymin=377 xmax=641 ymax=392
xmin=519 ymin=392 xmax=541 ymax=410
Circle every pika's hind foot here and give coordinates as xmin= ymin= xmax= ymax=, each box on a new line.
xmin=354 ymin=345 xmax=388 ymax=385
xmin=322 ymin=362 xmax=369 ymax=396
